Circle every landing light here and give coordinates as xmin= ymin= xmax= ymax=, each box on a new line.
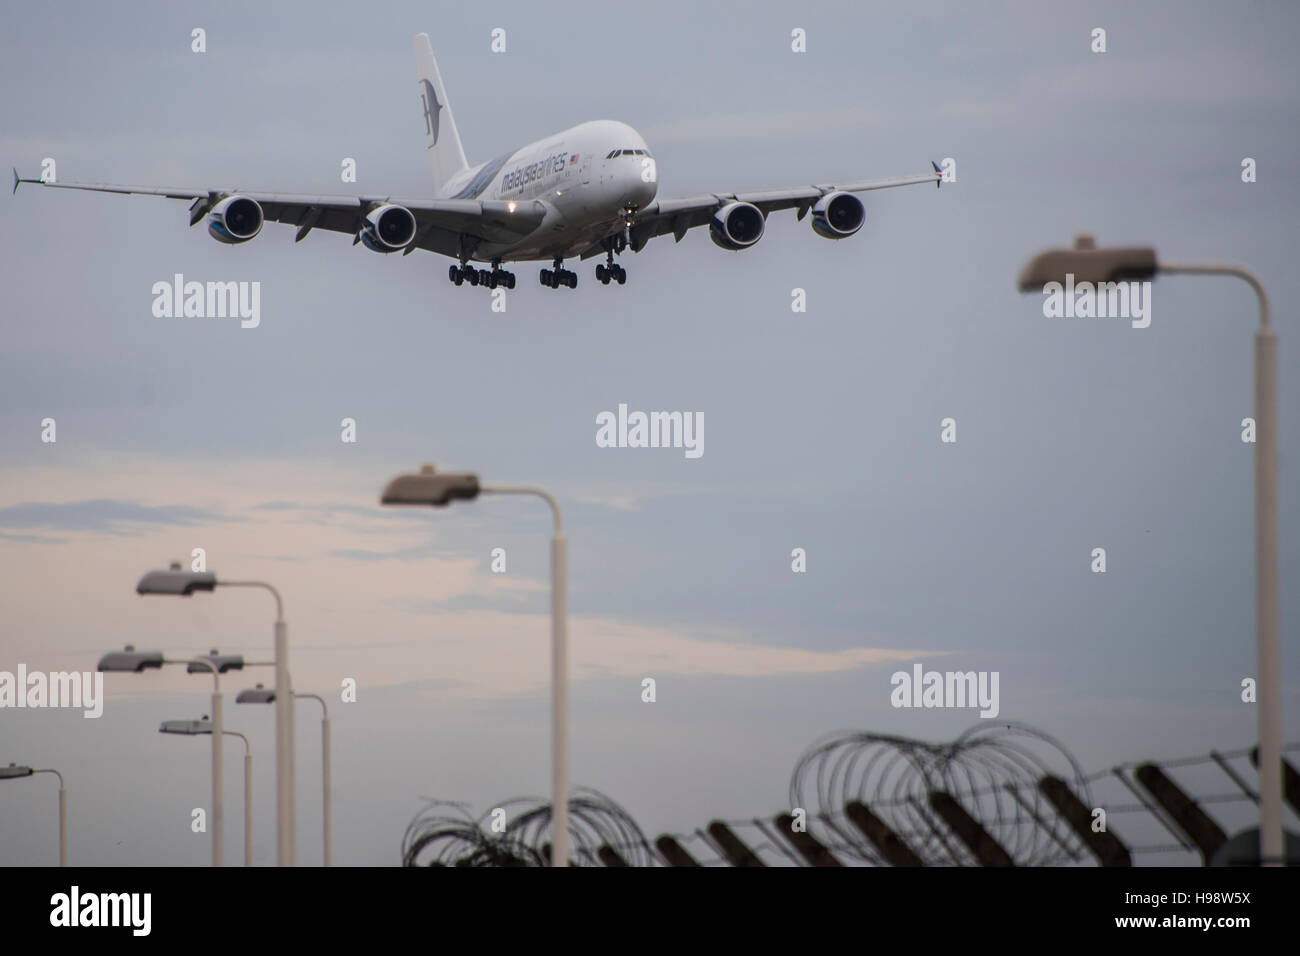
xmin=507 ymin=201 xmax=517 ymax=213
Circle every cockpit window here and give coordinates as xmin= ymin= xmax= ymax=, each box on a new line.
xmin=606 ymin=148 xmax=651 ymax=159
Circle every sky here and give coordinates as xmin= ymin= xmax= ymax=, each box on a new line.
xmin=1 ymin=0 xmax=1298 ymax=866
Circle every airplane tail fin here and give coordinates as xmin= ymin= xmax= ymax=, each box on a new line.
xmin=413 ymin=33 xmax=469 ymax=192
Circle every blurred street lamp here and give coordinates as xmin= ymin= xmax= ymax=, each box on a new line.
xmin=99 ymin=647 xmax=226 ymax=865
xmin=381 ymin=463 xmax=571 ymax=867
xmin=1 ymin=763 xmax=66 ymax=865
xmin=160 ymin=719 xmax=254 ymax=866
xmin=238 ymin=684 xmax=332 ymax=866
xmin=1018 ymin=235 xmax=1281 ymax=866
xmin=136 ymin=563 xmax=296 ymax=866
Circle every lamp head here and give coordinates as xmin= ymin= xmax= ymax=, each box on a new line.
xmin=236 ymin=683 xmax=276 ymax=704
xmin=1017 ymin=233 xmax=1158 ymax=292
xmin=381 ymin=463 xmax=480 ymax=507
xmin=136 ymin=564 xmax=217 ymax=596
xmin=98 ymin=644 xmax=165 ymax=672
xmin=188 ymin=649 xmax=245 ymax=674
xmin=159 ymin=718 xmax=213 ymax=736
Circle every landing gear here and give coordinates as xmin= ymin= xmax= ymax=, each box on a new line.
xmin=541 ymin=269 xmax=577 ymax=288
xmin=595 ymin=243 xmax=627 ymax=285
xmin=540 ymin=257 xmax=577 ymax=289
xmin=595 ymin=262 xmax=626 ymax=285
xmin=448 ymin=261 xmax=515 ymax=290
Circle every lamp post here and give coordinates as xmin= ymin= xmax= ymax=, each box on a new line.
xmin=135 ymin=565 xmax=296 ymax=866
xmin=99 ymin=647 xmax=237 ymax=866
xmin=380 ymin=463 xmax=571 ymax=867
xmin=1 ymin=763 xmax=66 ymax=865
xmin=1017 ymin=235 xmax=1281 ymax=865
xmin=238 ymin=684 xmax=331 ymax=866
xmin=159 ymin=719 xmax=254 ymax=866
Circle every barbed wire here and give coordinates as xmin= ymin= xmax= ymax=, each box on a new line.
xmin=786 ymin=722 xmax=1093 ymax=865
xmin=401 ymin=799 xmax=542 ymax=867
xmin=403 ymin=730 xmax=1299 ymax=866
xmin=402 ymin=787 xmax=655 ymax=867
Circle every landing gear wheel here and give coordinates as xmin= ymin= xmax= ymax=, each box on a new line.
xmin=466 ymin=268 xmax=479 ymax=287
xmin=596 ymin=263 xmax=607 ymax=284
xmin=449 ymin=265 xmax=460 ymax=284
xmin=615 ymin=265 xmax=626 ymax=285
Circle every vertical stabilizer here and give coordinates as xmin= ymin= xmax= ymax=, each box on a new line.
xmin=413 ymin=33 xmax=469 ymax=191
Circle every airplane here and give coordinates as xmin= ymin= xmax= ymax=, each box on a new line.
xmin=13 ymin=33 xmax=943 ymax=291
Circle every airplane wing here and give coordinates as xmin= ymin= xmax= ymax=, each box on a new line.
xmin=11 ymin=170 xmax=546 ymax=257
xmin=605 ymin=167 xmax=942 ymax=257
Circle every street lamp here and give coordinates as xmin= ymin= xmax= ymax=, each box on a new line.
xmin=136 ymin=563 xmax=296 ymax=866
xmin=99 ymin=647 xmax=230 ymax=866
xmin=381 ymin=463 xmax=571 ymax=867
xmin=1 ymin=762 xmax=66 ymax=865
xmin=237 ymin=683 xmax=332 ymax=866
xmin=1018 ymin=234 xmax=1281 ymax=866
xmin=159 ymin=718 xmax=254 ymax=867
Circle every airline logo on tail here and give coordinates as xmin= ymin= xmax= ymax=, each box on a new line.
xmin=420 ymin=79 xmax=441 ymax=145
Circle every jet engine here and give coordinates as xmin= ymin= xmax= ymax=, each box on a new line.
xmin=361 ymin=204 xmax=418 ymax=253
xmin=810 ymin=191 xmax=865 ymax=239
xmin=709 ymin=201 xmax=765 ymax=250
xmin=207 ymin=196 xmax=264 ymax=244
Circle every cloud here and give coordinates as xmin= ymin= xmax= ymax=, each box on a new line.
xmin=0 ymin=499 xmax=234 ymax=534
xmin=0 ymin=453 xmax=945 ymax=702
xmin=330 ymin=608 xmax=945 ymax=701
xmin=0 ymin=530 xmax=65 ymax=544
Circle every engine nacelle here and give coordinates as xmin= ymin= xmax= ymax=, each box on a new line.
xmin=810 ymin=191 xmax=865 ymax=239
xmin=709 ymin=201 xmax=765 ymax=250
xmin=207 ymin=196 xmax=263 ymax=244
xmin=361 ymin=204 xmax=417 ymax=253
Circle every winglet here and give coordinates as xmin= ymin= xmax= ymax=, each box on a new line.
xmin=12 ymin=167 xmax=18 ymax=195
xmin=12 ymin=167 xmax=44 ymax=194
xmin=931 ymin=160 xmax=942 ymax=189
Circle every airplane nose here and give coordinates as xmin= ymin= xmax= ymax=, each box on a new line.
xmin=628 ymin=170 xmax=657 ymax=208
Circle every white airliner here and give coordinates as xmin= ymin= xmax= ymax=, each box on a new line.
xmin=14 ymin=34 xmax=942 ymax=290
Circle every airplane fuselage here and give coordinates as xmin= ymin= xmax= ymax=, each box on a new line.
xmin=437 ymin=119 xmax=656 ymax=262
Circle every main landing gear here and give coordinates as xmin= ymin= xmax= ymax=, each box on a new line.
xmin=595 ymin=236 xmax=627 ymax=285
xmin=449 ymin=261 xmax=515 ymax=290
xmin=595 ymin=259 xmax=626 ymax=285
xmin=540 ymin=257 xmax=577 ymax=289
